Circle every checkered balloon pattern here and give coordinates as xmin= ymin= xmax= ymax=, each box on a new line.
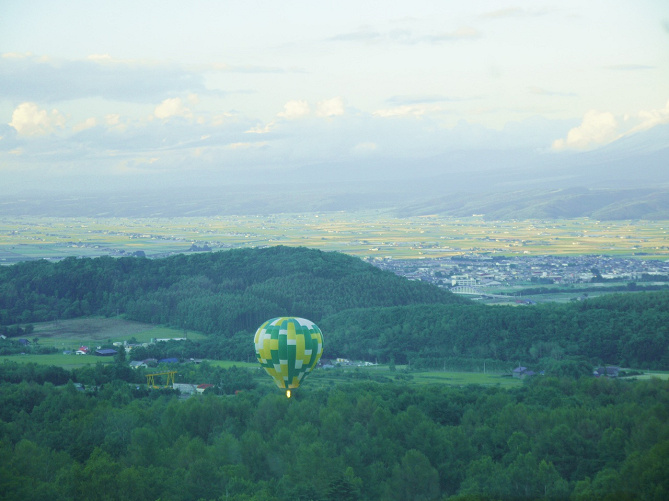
xmin=254 ymin=317 xmax=324 ymax=390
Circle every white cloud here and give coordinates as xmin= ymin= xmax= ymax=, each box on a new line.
xmin=9 ymin=102 xmax=65 ymax=136
xmin=0 ymin=53 xmax=208 ymax=103
xmin=353 ymin=142 xmax=378 ymax=153
xmin=246 ymin=122 xmax=275 ymax=134
xmin=210 ymin=111 xmax=237 ymax=127
xmin=277 ymin=100 xmax=310 ymax=119
xmin=104 ymin=113 xmax=127 ymax=132
xmin=552 ymin=110 xmax=619 ymax=150
xmin=105 ymin=114 xmax=121 ymax=126
xmin=373 ymin=104 xmax=431 ymax=118
xmin=227 ymin=141 xmax=269 ymax=150
xmin=316 ymin=97 xmax=345 ymax=117
xmin=73 ymin=117 xmax=97 ymax=132
xmin=155 ymin=97 xmax=192 ymax=120
xmin=630 ymin=99 xmax=669 ymax=133
xmin=426 ymin=26 xmax=481 ymax=43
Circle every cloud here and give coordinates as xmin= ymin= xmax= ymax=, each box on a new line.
xmin=329 ymin=25 xmax=480 ymax=45
xmin=72 ymin=117 xmax=97 ymax=132
xmin=604 ymin=64 xmax=655 ymax=71
xmin=9 ymin=102 xmax=66 ymax=136
xmin=426 ymin=26 xmax=481 ymax=43
xmin=628 ymin=99 xmax=669 ymax=133
xmin=246 ymin=122 xmax=275 ymax=134
xmin=353 ymin=142 xmax=378 ymax=154
xmin=552 ymin=110 xmax=619 ymax=150
xmin=277 ymin=100 xmax=311 ymax=119
xmin=386 ymin=95 xmax=463 ymax=106
xmin=316 ymin=97 xmax=345 ymax=117
xmin=480 ymin=7 xmax=549 ymax=19
xmin=226 ymin=141 xmax=269 ymax=150
xmin=154 ymin=97 xmax=193 ymax=120
xmin=328 ymin=28 xmax=382 ymax=43
xmin=529 ymin=87 xmax=577 ymax=97
xmin=373 ymin=104 xmax=440 ymax=118
xmin=0 ymin=53 xmax=208 ymax=103
xmin=552 ymin=100 xmax=669 ymax=150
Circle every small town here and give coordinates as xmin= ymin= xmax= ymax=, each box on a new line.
xmin=368 ymin=253 xmax=669 ymax=291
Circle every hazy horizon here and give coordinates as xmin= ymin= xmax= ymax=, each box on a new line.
xmin=1 ymin=1 xmax=668 ymax=200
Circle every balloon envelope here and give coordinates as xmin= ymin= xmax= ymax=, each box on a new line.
xmin=254 ymin=317 xmax=324 ymax=390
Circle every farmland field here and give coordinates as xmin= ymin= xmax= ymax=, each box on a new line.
xmin=300 ymin=364 xmax=524 ymax=390
xmin=2 ymin=353 xmax=116 ymax=369
xmin=1 ymin=213 xmax=668 ymax=264
xmin=26 ymin=317 xmax=206 ymax=352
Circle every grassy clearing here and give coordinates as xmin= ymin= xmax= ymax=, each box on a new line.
xmin=3 ymin=354 xmax=115 ymax=369
xmin=621 ymin=371 xmax=669 ymax=381
xmin=30 ymin=317 xmax=206 ymax=350
xmin=409 ymin=370 xmax=521 ymax=387
xmin=303 ymin=365 xmax=523 ymax=389
xmin=208 ymin=360 xmax=258 ymax=369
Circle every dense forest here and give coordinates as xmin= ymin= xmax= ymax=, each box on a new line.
xmin=1 ymin=360 xmax=668 ymax=500
xmin=1 ymin=247 xmax=668 ymax=370
xmin=2 ymin=247 xmax=669 ymax=499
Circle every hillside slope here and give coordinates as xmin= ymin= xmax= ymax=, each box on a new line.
xmin=0 ymin=246 xmax=465 ymax=335
xmin=2 ymin=246 xmax=668 ymax=369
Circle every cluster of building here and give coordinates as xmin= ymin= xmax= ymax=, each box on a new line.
xmin=172 ymin=383 xmax=215 ymax=396
xmin=62 ymin=337 xmax=188 ymax=357
xmin=62 ymin=345 xmax=119 ymax=356
xmin=368 ymin=254 xmax=669 ymax=290
xmin=319 ymin=358 xmax=378 ymax=368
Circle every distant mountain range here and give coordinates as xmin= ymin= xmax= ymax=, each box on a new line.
xmin=394 ymin=188 xmax=669 ymax=220
xmin=4 ymin=123 xmax=668 ymax=220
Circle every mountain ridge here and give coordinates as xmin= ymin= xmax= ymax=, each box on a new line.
xmin=3 ymin=123 xmax=667 ymax=220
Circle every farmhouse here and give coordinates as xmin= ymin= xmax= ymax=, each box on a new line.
xmin=512 ymin=366 xmax=536 ymax=379
xmin=594 ymin=366 xmax=620 ymax=378
xmin=174 ymin=383 xmax=198 ymax=395
xmin=95 ymin=349 xmax=118 ymax=357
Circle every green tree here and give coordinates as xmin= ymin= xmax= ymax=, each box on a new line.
xmin=389 ymin=449 xmax=440 ymax=501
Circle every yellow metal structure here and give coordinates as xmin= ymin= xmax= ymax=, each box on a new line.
xmin=146 ymin=371 xmax=177 ymax=389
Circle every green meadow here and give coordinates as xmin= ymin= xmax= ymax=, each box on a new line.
xmin=2 ymin=353 xmax=115 ymax=369
xmin=25 ymin=317 xmax=206 ymax=353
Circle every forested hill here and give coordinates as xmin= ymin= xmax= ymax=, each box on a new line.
xmin=2 ymin=246 xmax=669 ymax=369
xmin=0 ymin=246 xmax=465 ymax=334
xmin=321 ymin=293 xmax=669 ymax=369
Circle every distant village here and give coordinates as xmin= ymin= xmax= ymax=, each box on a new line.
xmin=367 ymin=254 xmax=669 ymax=292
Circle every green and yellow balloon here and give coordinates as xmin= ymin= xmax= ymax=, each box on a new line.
xmin=254 ymin=317 xmax=324 ymax=398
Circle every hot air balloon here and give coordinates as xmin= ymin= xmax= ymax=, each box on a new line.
xmin=254 ymin=317 xmax=324 ymax=398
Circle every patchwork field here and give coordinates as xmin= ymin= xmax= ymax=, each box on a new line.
xmin=27 ymin=317 xmax=206 ymax=352
xmin=2 ymin=213 xmax=668 ymax=263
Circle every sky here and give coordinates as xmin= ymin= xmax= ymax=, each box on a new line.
xmin=1 ymin=0 xmax=668 ymax=195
